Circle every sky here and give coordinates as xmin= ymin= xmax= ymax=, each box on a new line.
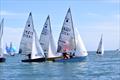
xmin=0 ymin=0 xmax=120 ymax=51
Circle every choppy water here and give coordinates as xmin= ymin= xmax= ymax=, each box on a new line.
xmin=0 ymin=51 xmax=120 ymax=80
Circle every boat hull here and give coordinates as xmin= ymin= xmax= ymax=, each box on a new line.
xmin=96 ymin=52 xmax=104 ymax=55
xmin=21 ymin=58 xmax=45 ymax=62
xmin=54 ymin=56 xmax=87 ymax=62
xmin=47 ymin=56 xmax=62 ymax=61
xmin=0 ymin=57 xmax=6 ymax=62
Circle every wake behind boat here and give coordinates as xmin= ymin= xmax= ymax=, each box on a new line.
xmin=55 ymin=8 xmax=88 ymax=62
xmin=0 ymin=19 xmax=6 ymax=62
xmin=19 ymin=12 xmax=45 ymax=62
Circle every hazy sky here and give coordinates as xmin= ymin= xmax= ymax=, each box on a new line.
xmin=0 ymin=0 xmax=120 ymax=51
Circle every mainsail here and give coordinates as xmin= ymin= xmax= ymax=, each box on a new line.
xmin=57 ymin=8 xmax=76 ymax=53
xmin=96 ymin=35 xmax=104 ymax=54
xmin=19 ymin=12 xmax=34 ymax=55
xmin=57 ymin=8 xmax=88 ymax=57
xmin=39 ymin=16 xmax=50 ymax=56
xmin=39 ymin=16 xmax=57 ymax=58
xmin=19 ymin=12 xmax=44 ymax=59
xmin=0 ymin=19 xmax=4 ymax=57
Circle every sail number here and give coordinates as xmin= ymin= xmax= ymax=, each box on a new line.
xmin=63 ymin=27 xmax=71 ymax=32
xmin=41 ymin=28 xmax=48 ymax=35
xmin=23 ymin=30 xmax=33 ymax=38
xmin=61 ymin=27 xmax=71 ymax=35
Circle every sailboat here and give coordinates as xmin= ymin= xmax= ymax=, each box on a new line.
xmin=0 ymin=19 xmax=6 ymax=62
xmin=96 ymin=34 xmax=104 ymax=55
xmin=5 ymin=42 xmax=16 ymax=56
xmin=116 ymin=48 xmax=120 ymax=53
xmin=55 ymin=8 xmax=88 ymax=62
xmin=19 ymin=12 xmax=45 ymax=62
xmin=39 ymin=16 xmax=61 ymax=61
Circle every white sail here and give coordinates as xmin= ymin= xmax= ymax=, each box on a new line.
xmin=57 ymin=8 xmax=88 ymax=57
xmin=19 ymin=12 xmax=44 ymax=59
xmin=39 ymin=16 xmax=58 ymax=58
xmin=74 ymin=28 xmax=88 ymax=56
xmin=97 ymin=35 xmax=104 ymax=55
xmin=35 ymin=30 xmax=45 ymax=57
xmin=47 ymin=31 xmax=58 ymax=58
xmin=0 ymin=19 xmax=4 ymax=57
xmin=19 ymin=13 xmax=34 ymax=55
xmin=57 ymin=8 xmax=75 ymax=53
xmin=31 ymin=30 xmax=44 ymax=59
xmin=39 ymin=16 xmax=50 ymax=56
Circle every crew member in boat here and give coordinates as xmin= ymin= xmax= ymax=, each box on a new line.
xmin=63 ymin=49 xmax=70 ymax=59
xmin=27 ymin=53 xmax=31 ymax=59
xmin=70 ymin=52 xmax=75 ymax=58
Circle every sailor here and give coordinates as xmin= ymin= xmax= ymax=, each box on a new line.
xmin=27 ymin=53 xmax=31 ymax=59
xmin=63 ymin=51 xmax=70 ymax=59
xmin=70 ymin=52 xmax=73 ymax=58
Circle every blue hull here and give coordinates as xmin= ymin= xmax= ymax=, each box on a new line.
xmin=54 ymin=56 xmax=87 ymax=62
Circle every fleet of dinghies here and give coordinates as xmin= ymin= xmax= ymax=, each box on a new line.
xmin=0 ymin=8 xmax=89 ymax=63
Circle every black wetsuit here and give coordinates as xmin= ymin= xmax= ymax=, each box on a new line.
xmin=28 ymin=54 xmax=31 ymax=59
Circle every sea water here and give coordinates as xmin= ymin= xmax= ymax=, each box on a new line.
xmin=0 ymin=51 xmax=120 ymax=80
